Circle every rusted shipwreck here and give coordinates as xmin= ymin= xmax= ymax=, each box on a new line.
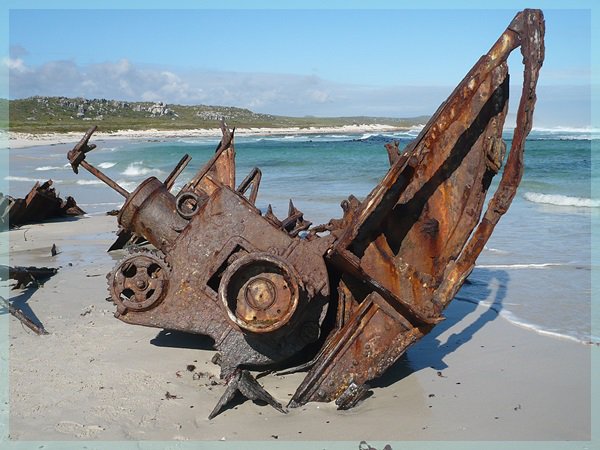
xmin=1 ymin=180 xmax=85 ymax=228
xmin=67 ymin=10 xmax=544 ymax=417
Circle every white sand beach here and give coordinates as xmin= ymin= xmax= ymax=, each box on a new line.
xmin=6 ymin=124 xmax=412 ymax=150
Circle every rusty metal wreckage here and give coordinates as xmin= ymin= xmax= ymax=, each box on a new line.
xmin=67 ymin=10 xmax=544 ymax=418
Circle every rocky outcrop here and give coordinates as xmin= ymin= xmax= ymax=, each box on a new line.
xmin=147 ymin=101 xmax=173 ymax=117
xmin=196 ymin=110 xmax=229 ymax=121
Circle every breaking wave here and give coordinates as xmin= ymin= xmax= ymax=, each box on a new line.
xmin=531 ymin=126 xmax=597 ymax=133
xmin=483 ymin=246 xmax=510 ymax=255
xmin=498 ymin=308 xmax=593 ymax=345
xmin=358 ymin=133 xmax=376 ymax=140
xmin=98 ymin=162 xmax=116 ymax=169
xmin=121 ymin=162 xmax=164 ymax=177
xmin=115 ymin=180 xmax=138 ymax=191
xmin=5 ymin=176 xmax=64 ymax=183
xmin=523 ymin=192 xmax=600 ymax=208
xmin=76 ymin=179 xmax=104 ymax=185
xmin=78 ymin=201 xmax=123 ymax=207
xmin=5 ymin=176 xmax=42 ymax=182
xmin=476 ymin=263 xmax=564 ymax=269
xmin=35 ymin=166 xmax=64 ymax=171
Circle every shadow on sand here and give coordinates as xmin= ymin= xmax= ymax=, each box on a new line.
xmin=3 ymin=285 xmax=47 ymax=330
xmin=372 ymin=268 xmax=509 ymax=388
xmin=150 ymin=329 xmax=215 ymax=351
xmin=145 ymin=268 xmax=510 ymax=393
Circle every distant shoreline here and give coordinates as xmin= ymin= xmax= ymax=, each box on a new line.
xmin=6 ymin=123 xmax=417 ymax=149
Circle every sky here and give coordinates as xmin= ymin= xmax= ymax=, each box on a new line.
xmin=4 ymin=8 xmax=592 ymax=128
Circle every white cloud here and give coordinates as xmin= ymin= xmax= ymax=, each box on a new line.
xmin=6 ymin=57 xmax=591 ymax=127
xmin=8 ymin=58 xmax=348 ymax=112
xmin=141 ymin=90 xmax=159 ymax=102
xmin=3 ymin=57 xmax=30 ymax=73
xmin=118 ymin=79 xmax=134 ymax=97
xmin=113 ymin=59 xmax=132 ymax=76
xmin=308 ymin=89 xmax=330 ymax=103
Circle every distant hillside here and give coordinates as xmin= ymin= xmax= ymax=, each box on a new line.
xmin=7 ymin=96 xmax=429 ymax=133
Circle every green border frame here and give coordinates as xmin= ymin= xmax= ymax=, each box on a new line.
xmin=0 ymin=1 xmax=596 ymax=449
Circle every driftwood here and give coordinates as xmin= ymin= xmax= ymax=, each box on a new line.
xmin=0 ymin=265 xmax=57 ymax=335
xmin=1 ymin=180 xmax=85 ymax=228
xmin=0 ymin=297 xmax=49 ymax=335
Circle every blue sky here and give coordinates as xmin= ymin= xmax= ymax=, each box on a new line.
xmin=4 ymin=7 xmax=592 ymax=127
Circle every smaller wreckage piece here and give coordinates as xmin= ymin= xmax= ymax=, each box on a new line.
xmin=0 ymin=265 xmax=58 ymax=335
xmin=1 ymin=265 xmax=59 ymax=289
xmin=1 ymin=180 xmax=85 ymax=229
xmin=68 ymin=9 xmax=544 ymax=418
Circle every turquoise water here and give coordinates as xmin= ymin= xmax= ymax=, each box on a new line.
xmin=7 ymin=129 xmax=596 ymax=344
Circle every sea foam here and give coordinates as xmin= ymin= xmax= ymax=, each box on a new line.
xmin=76 ymin=179 xmax=104 ymax=185
xmin=35 ymin=166 xmax=64 ymax=171
xmin=78 ymin=201 xmax=123 ymax=207
xmin=116 ymin=180 xmax=139 ymax=191
xmin=358 ymin=133 xmax=376 ymax=140
xmin=523 ymin=192 xmax=600 ymax=208
xmin=466 ymin=297 xmax=594 ymax=345
xmin=498 ymin=309 xmax=593 ymax=345
xmin=121 ymin=162 xmax=164 ymax=177
xmin=5 ymin=176 xmax=42 ymax=182
xmin=477 ymin=263 xmax=564 ymax=269
xmin=98 ymin=162 xmax=116 ymax=169
xmin=483 ymin=245 xmax=509 ymax=255
xmin=5 ymin=176 xmax=64 ymax=183
xmin=531 ymin=126 xmax=598 ymax=134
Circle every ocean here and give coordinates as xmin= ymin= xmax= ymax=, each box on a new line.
xmin=7 ymin=128 xmax=597 ymax=345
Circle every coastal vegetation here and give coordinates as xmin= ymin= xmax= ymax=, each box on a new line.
xmin=6 ymin=96 xmax=428 ymax=133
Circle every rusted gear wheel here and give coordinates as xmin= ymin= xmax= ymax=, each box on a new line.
xmin=108 ymin=248 xmax=170 ymax=312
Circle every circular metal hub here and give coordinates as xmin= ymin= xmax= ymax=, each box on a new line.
xmin=108 ymin=250 xmax=169 ymax=311
xmin=219 ymin=252 xmax=301 ymax=333
xmin=245 ymin=277 xmax=277 ymax=311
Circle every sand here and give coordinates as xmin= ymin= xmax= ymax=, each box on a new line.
xmin=4 ymin=213 xmax=593 ymax=443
